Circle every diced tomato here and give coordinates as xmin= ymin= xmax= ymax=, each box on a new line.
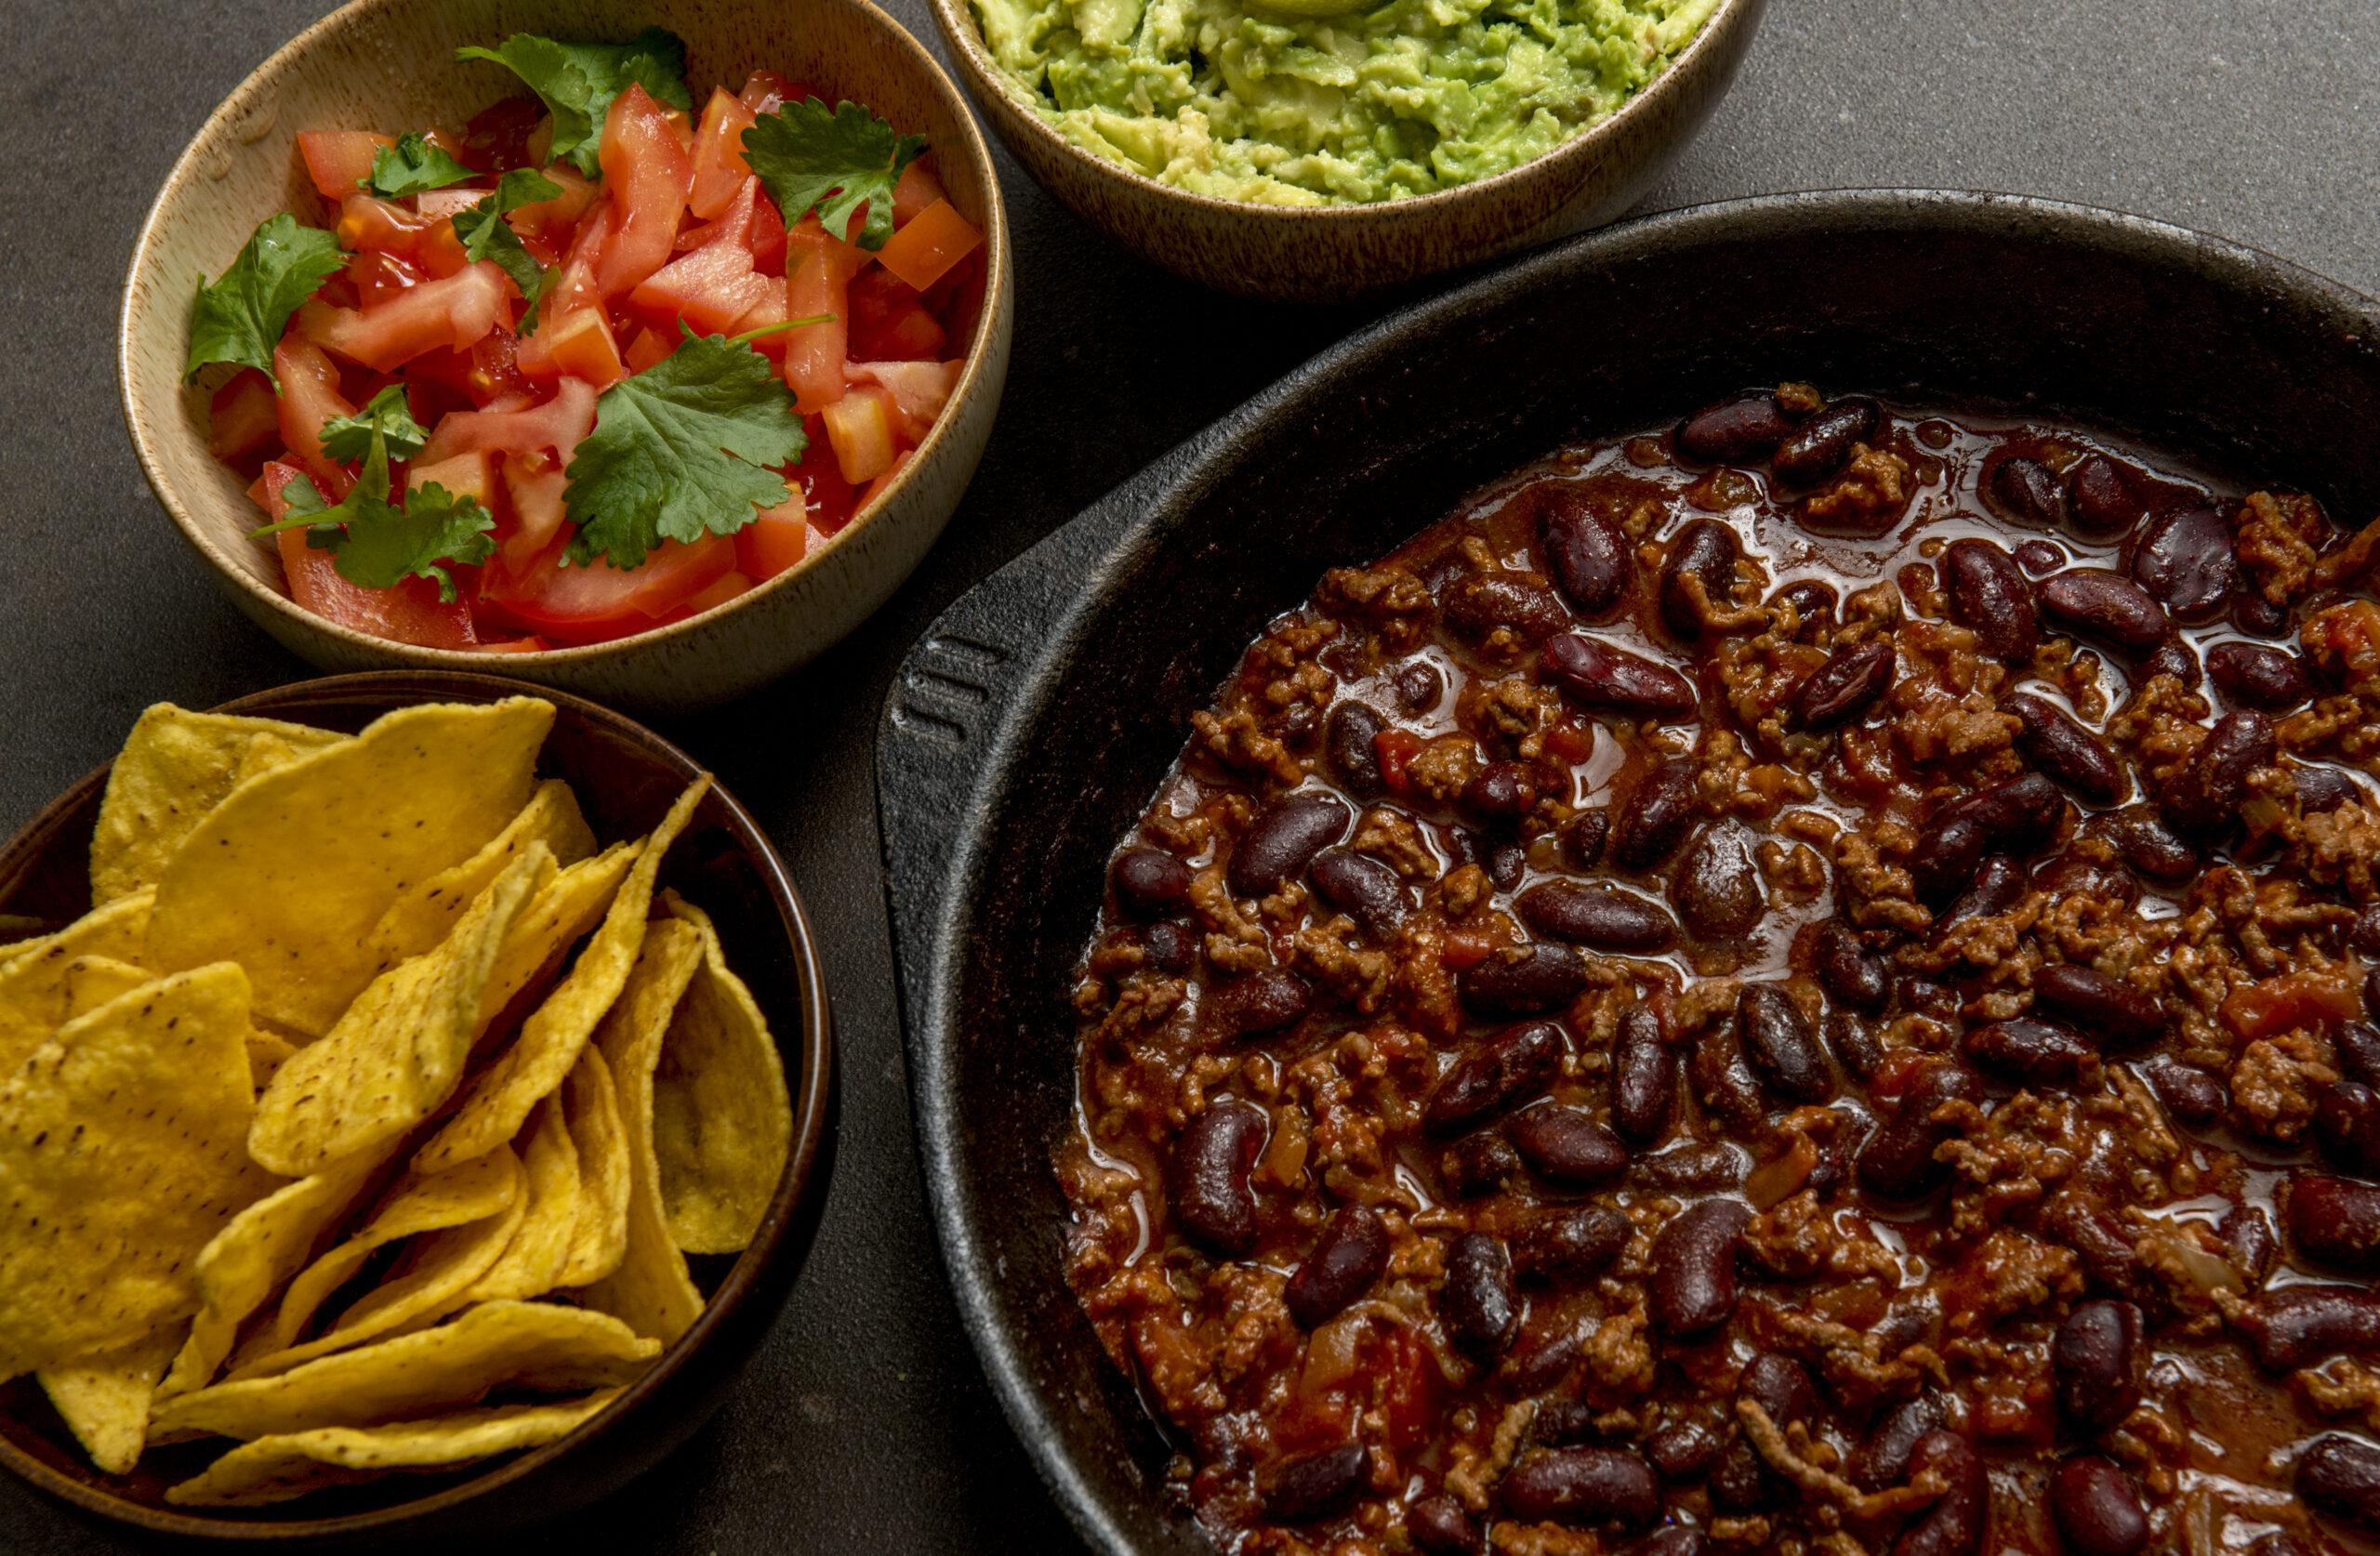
xmin=2305 ymin=598 xmax=2380 ymax=687
xmin=538 ymin=310 xmax=627 ymax=389
xmin=460 ymin=97 xmax=545 ymax=174
xmin=208 ymin=368 xmax=281 ymax=462
xmin=469 ymin=634 xmax=551 ymax=653
xmin=737 ymin=70 xmax=818 ymax=116
xmin=938 ymin=265 xmax=988 ymax=361
xmin=593 ymin=85 xmax=694 ymax=299
xmin=1367 ymin=1325 xmax=1437 ymax=1454
xmin=793 ymin=421 xmax=861 ymax=534
xmin=407 ymin=450 xmax=497 ymax=507
xmin=260 ymin=464 xmax=479 ymax=650
xmin=726 ymin=277 xmax=791 ymax=359
xmin=403 ymin=331 xmax=530 ymax=413
xmin=273 ymin=336 xmax=357 ymax=495
xmin=1542 ymin=719 xmax=1590 ymax=763
xmin=845 ymin=360 xmax=959 ymax=442
xmin=315 ymin=262 xmax=510 ymax=371
xmin=2223 ymin=970 xmax=2364 ymax=1043
xmin=419 ymin=375 xmax=598 ymax=464
xmin=1439 ymin=928 xmax=1493 ymax=969
xmin=346 ymin=249 xmax=425 ymax=309
xmin=689 ymin=88 xmax=760 ymax=219
xmin=673 ymin=177 xmax=785 ymax=275
xmin=629 ymin=227 xmax=774 ymax=337
xmin=856 ymin=449 xmax=912 ymax=509
xmin=298 ymin=131 xmax=394 ymax=199
xmin=516 ymin=200 xmax=616 ymax=377
xmin=735 ymin=491 xmax=812 ymax=580
xmin=673 ymin=570 xmax=754 ymax=617
xmin=337 ymin=193 xmax=468 ymax=277
xmin=850 ymin=290 xmax=945 ymax=363
xmin=877 ymin=198 xmax=983 ymax=294
xmin=479 ymin=531 xmax=737 ymax=643
xmin=415 ymin=188 xmax=486 ymax=221
xmin=891 ymin=159 xmax=946 ymax=227
xmin=625 ymin=328 xmax=673 ymax=373
xmin=505 ymin=165 xmax=598 ymax=257
xmin=820 ymin=385 xmax=898 ymax=484
xmin=782 ymin=219 xmax=865 ymax=414
xmin=499 ymin=449 xmax=571 ymax=571
xmin=1374 ymin=727 xmax=1422 ymax=795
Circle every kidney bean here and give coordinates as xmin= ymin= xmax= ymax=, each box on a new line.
xmin=1889 ymin=1431 xmax=1986 ymax=1556
xmin=1774 ymin=396 xmax=1882 ymax=484
xmin=2040 ymin=570 xmax=2171 ymax=652
xmin=1910 ymin=816 xmax=1988 ymax=910
xmin=1990 ymin=455 xmax=2062 ymax=528
xmin=1512 ymin=1106 xmax=1630 ymax=1187
xmin=1828 ymin=1013 xmax=1884 ymax=1080
xmin=1443 ymin=1232 xmax=1518 ymax=1356
xmin=2297 ymin=764 xmax=2361 ymax=814
xmin=2068 ymin=454 xmax=2147 ymax=533
xmin=1948 ymin=772 xmax=2068 ymax=856
xmin=1540 ymin=490 xmax=1632 ymax=615
xmin=1648 ymin=1197 xmax=1752 ymax=1337
xmin=1325 ymin=701 xmax=1389 ymax=796
xmin=1813 ymin=919 xmax=1890 ymax=1012
xmin=1858 ymin=1063 xmax=1984 ymax=1200
xmin=1462 ymin=760 xmax=1540 ymax=821
xmin=1562 ymin=809 xmax=1611 ymax=869
xmin=1174 ymin=1100 xmax=1267 ymax=1255
xmin=1514 ymin=1204 xmax=1632 ymax=1284
xmin=2014 ymin=539 xmax=2068 ymax=575
xmin=1395 ymin=660 xmax=1444 ymax=712
xmin=1615 ymin=760 xmax=1702 ymax=871
xmin=1782 ymin=639 xmax=1897 ymax=732
xmin=1310 ymin=848 xmax=1408 ymax=940
xmin=1285 ymin=1203 xmax=1390 ymax=1327
xmin=1518 ymin=881 xmax=1679 ymax=953
xmin=1772 ymin=578 xmax=1839 ymax=640
xmin=2054 ymin=1300 xmax=2143 ymax=1431
xmin=1143 ymin=919 xmax=1198 ymax=977
xmin=1542 ymin=634 xmax=1699 ymax=720
xmin=2142 ymin=1056 xmax=2226 ymax=1127
xmin=2207 ymin=640 xmax=2313 ymax=711
xmin=2221 ymin=1206 xmax=2279 ymax=1289
xmin=1670 ymin=831 xmax=1763 ymax=940
xmin=1659 ymin=521 xmax=1743 ymax=640
xmin=2291 ymin=1173 xmax=2380 ymax=1272
xmin=1441 ymin=1134 xmax=1522 ymax=1199
xmin=1488 ymin=837 xmax=1527 ymax=892
xmin=1942 ymin=539 xmax=2041 ymax=662
xmin=2339 ymin=1022 xmax=2380 ymax=1086
xmin=1272 ymin=702 xmax=1321 ymax=748
xmin=2234 ymin=589 xmax=2293 ymax=637
xmin=2038 ymin=854 xmax=2142 ymax=907
xmin=2300 ymin=1435 xmax=2380 ymax=1536
xmin=1632 ymin=1529 xmax=1710 ymax=1556
xmin=1460 ymin=945 xmax=1591 ymax=1018
xmin=2132 ymin=505 xmax=2237 ymax=620
xmin=1612 ymin=1007 xmax=1677 ymax=1147
xmin=2003 ymin=692 xmax=2123 ymax=806
xmin=1636 ymin=1142 xmax=1751 ymax=1192
xmin=1203 ymin=969 xmax=1313 ymax=1042
xmin=1899 ymin=978 xmax=1964 ymax=1022
xmin=2034 ymin=964 xmax=2166 ymax=1048
xmin=1262 ymin=1441 xmax=1368 ymax=1523
xmin=1502 ymin=1447 xmax=1661 ymax=1531
xmin=1711 ymin=1353 xmax=1818 ymax=1512
xmin=1848 ymin=1395 xmax=1943 ymax=1492
xmin=1694 ymin=1024 xmax=1770 ymax=1134
xmin=1964 ymin=1017 xmax=2096 ymax=1088
xmin=2161 ymin=708 xmax=2276 ymax=838
xmin=2110 ymin=810 xmax=2202 ymax=883
xmin=1646 ymin=1420 xmax=1719 ymax=1482
xmin=1426 ymin=1022 xmax=1566 ymax=1137
xmin=1444 ymin=572 xmax=1571 ymax=645
xmin=1113 ymin=847 xmax=1193 ymax=920
xmin=1518 ymin=1341 xmax=1596 ymax=1410
xmin=1737 ymin=983 xmax=1831 ymax=1103
xmin=1676 ymin=390 xmax=1793 ymax=464
xmin=1940 ymin=856 xmax=2028 ymax=928
xmin=2241 ymin=1286 xmax=2380 ymax=1372
xmin=1407 ymin=1493 xmax=1481 ymax=1554
xmin=1228 ymin=795 xmax=1353 ymax=898
xmin=2049 ymin=1456 xmax=2149 ymax=1556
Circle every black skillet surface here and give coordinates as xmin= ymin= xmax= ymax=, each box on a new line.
xmin=876 ymin=190 xmax=2380 ymax=1555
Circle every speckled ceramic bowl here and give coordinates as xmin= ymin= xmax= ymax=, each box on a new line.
xmin=932 ymin=0 xmax=1761 ymax=302
xmin=120 ymin=0 xmax=1012 ymax=714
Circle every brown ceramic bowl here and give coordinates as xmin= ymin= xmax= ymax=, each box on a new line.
xmin=932 ymin=0 xmax=1762 ymax=302
xmin=0 ymin=672 xmax=835 ymax=1548
xmin=120 ymin=0 xmax=1013 ymax=714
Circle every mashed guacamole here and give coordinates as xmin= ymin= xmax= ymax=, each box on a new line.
xmin=970 ymin=0 xmax=1718 ymax=204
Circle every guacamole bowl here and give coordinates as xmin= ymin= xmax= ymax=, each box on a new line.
xmin=931 ymin=0 xmax=1761 ymax=301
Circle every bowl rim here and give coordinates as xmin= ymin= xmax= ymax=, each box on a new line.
xmin=928 ymin=0 xmax=1755 ymax=221
xmin=117 ymin=0 xmax=1012 ymax=669
xmin=0 ymin=669 xmax=837 ymax=1539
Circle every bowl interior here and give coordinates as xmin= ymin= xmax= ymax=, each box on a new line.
xmin=121 ymin=0 xmax=1005 ymax=669
xmin=0 ymin=671 xmax=833 ymax=1539
xmin=882 ymin=193 xmax=2380 ymax=1554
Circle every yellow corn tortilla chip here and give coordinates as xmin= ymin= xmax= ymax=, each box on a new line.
xmin=151 ymin=1300 xmax=660 ymax=1441
xmin=144 ymin=698 xmax=554 ymax=1036
xmin=245 ymin=1028 xmax=298 ymax=1089
xmin=416 ymin=779 xmax=709 ymax=1174
xmin=156 ymin=1148 xmax=390 ymax=1404
xmin=557 ymin=1045 xmax=629 ymax=1287
xmin=464 ymin=1094 xmax=581 ymax=1304
xmin=473 ymin=839 xmax=641 ymax=1038
xmin=580 ymin=920 xmax=707 ymax=1343
xmin=364 ymin=780 xmax=595 ymax=981
xmin=654 ymin=893 xmax=792 ymax=1254
xmin=36 ymin=1325 xmax=183 ymax=1474
xmin=60 ymin=954 xmax=152 ymax=1019
xmin=0 ymin=891 xmax=153 ymax=1075
xmin=165 ymin=1388 xmax=622 ymax=1508
xmin=247 ymin=848 xmax=550 ymax=1177
xmin=0 ymin=962 xmax=278 ymax=1379
xmin=88 ymin=705 xmax=348 ymax=908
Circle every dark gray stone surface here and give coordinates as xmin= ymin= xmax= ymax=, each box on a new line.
xmin=1 ymin=0 xmax=2373 ymax=1550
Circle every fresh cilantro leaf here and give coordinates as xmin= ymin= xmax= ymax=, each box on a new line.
xmin=452 ymin=167 xmax=565 ymax=319
xmin=186 ymin=214 xmax=347 ymax=382
xmin=562 ymin=328 xmax=806 ymax=569
xmin=254 ymin=418 xmax=494 ymax=601
xmin=364 ymin=132 xmax=475 ymax=196
xmin=743 ymin=98 xmax=927 ymax=251
xmin=318 ymin=385 xmax=429 ymax=465
xmin=454 ymin=29 xmax=693 ymax=178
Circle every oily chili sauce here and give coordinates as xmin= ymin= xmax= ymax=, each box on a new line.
xmin=1057 ymin=386 xmax=2380 ymax=1556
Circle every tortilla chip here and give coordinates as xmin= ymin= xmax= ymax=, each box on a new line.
xmin=247 ymin=848 xmax=549 ymax=1177
xmin=0 ymin=892 xmax=154 ymax=1075
xmin=37 ymin=1325 xmax=184 ymax=1474
xmin=0 ymin=963 xmax=277 ymax=1379
xmin=653 ymin=893 xmax=792 ymax=1254
xmin=245 ymin=1028 xmax=298 ymax=1089
xmin=150 ymin=1300 xmax=660 ymax=1441
xmin=465 ymin=1095 xmax=581 ymax=1304
xmin=165 ymin=1389 xmax=622 ymax=1508
xmin=474 ymin=840 xmax=641 ymax=1036
xmin=88 ymin=705 xmax=348 ymax=908
xmin=364 ymin=780 xmax=596 ymax=981
xmin=416 ymin=780 xmax=709 ymax=1174
xmin=557 ymin=1045 xmax=629 ymax=1287
xmin=156 ymin=1149 xmax=390 ymax=1404
xmin=580 ymin=920 xmax=707 ymax=1343
xmin=144 ymin=698 xmax=554 ymax=1036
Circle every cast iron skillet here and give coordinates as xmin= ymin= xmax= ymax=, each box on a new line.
xmin=875 ymin=191 xmax=2380 ymax=1556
